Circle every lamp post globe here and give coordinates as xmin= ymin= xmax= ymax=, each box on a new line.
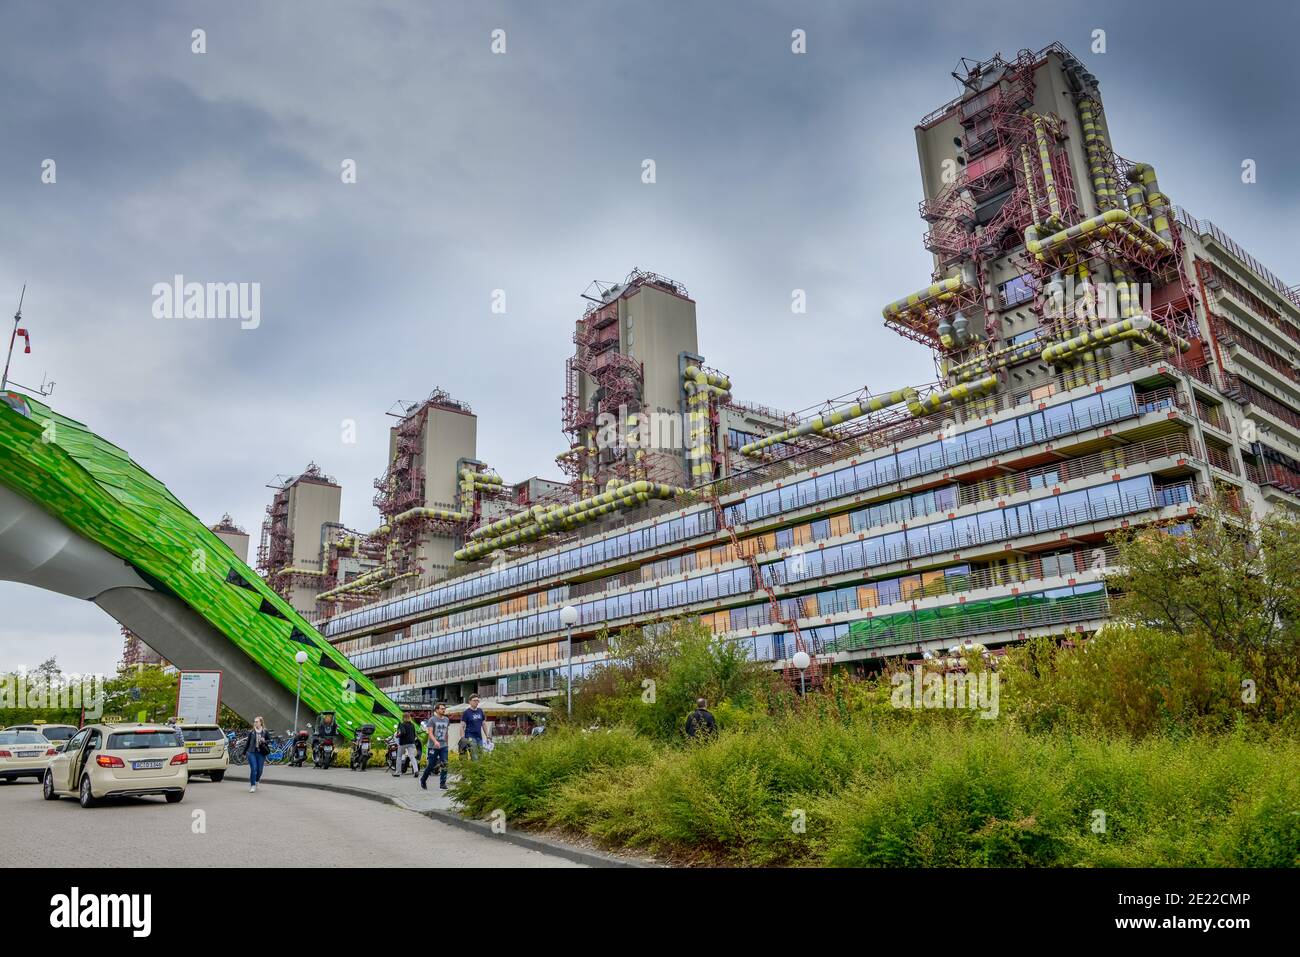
xmin=792 ymin=650 xmax=811 ymax=696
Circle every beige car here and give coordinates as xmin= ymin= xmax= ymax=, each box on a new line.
xmin=178 ymin=724 xmax=229 ymax=781
xmin=6 ymin=723 xmax=81 ymax=750
xmin=0 ymin=730 xmax=59 ymax=782
xmin=42 ymin=724 xmax=188 ymax=808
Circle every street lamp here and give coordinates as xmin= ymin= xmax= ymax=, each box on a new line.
xmin=792 ymin=650 xmax=811 ymax=696
xmin=293 ymin=650 xmax=309 ymax=732
xmin=560 ymin=605 xmax=579 ymax=718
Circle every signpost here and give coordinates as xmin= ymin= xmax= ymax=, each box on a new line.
xmin=175 ymin=671 xmax=222 ymax=725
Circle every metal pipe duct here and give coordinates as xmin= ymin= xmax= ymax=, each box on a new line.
xmin=905 ymin=375 xmax=999 ymax=417
xmin=881 ymin=274 xmax=974 ymax=333
xmin=739 ymin=387 xmax=918 ymax=457
xmin=454 ymin=480 xmax=682 ymax=562
xmin=1040 ymin=316 xmax=1190 ymax=365
xmin=1031 ymin=115 xmax=1063 ymax=221
xmin=1078 ymin=97 xmax=1118 ymax=211
xmin=682 ymin=366 xmax=731 ymax=483
xmin=950 ymin=339 xmax=1046 ymax=381
xmin=1020 ymin=145 xmax=1042 ymax=224
xmin=1025 ymin=208 xmax=1171 ymax=262
xmin=1128 ymin=163 xmax=1173 ymax=243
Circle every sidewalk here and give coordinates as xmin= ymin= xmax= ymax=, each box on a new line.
xmin=241 ymin=760 xmax=458 ymax=814
xmin=228 ymin=761 xmax=646 ymax=868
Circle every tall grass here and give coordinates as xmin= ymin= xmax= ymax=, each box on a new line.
xmin=456 ymin=715 xmax=1300 ymax=867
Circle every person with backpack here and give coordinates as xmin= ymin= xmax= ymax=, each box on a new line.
xmin=685 ymin=698 xmax=717 ymax=739
xmin=392 ymin=712 xmax=419 ymax=777
xmin=420 ymin=702 xmax=450 ymax=790
xmin=245 ymin=716 xmax=272 ymax=792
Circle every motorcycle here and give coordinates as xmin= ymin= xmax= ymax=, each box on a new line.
xmin=312 ymin=735 xmax=335 ymax=769
xmin=384 ymin=733 xmax=399 ymax=775
xmin=290 ymin=730 xmax=309 ymax=767
xmin=350 ymin=724 xmax=375 ymax=771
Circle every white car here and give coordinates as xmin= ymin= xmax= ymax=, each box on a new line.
xmin=0 ymin=730 xmax=59 ymax=782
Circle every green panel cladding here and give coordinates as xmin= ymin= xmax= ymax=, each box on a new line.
xmin=0 ymin=390 xmax=402 ymax=740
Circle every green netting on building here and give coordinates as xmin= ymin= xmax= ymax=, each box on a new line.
xmin=0 ymin=391 xmax=401 ymax=739
xmin=841 ymin=584 xmax=1108 ymax=650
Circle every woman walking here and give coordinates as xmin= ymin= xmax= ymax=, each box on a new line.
xmin=245 ymin=716 xmax=272 ymax=793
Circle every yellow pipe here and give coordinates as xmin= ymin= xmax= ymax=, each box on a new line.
xmin=1129 ymin=163 xmax=1172 ymax=242
xmin=682 ymin=364 xmax=731 ymax=392
xmin=1020 ymin=145 xmax=1042 ymax=224
xmin=1040 ymin=316 xmax=1190 ymax=365
xmin=905 ymin=375 xmax=999 ymax=417
xmin=1078 ymin=97 xmax=1117 ymax=211
xmin=1025 ymin=208 xmax=1171 ymax=262
xmin=881 ymin=276 xmax=969 ymax=323
xmin=1031 ymin=115 xmax=1063 ymax=221
xmin=950 ymin=339 xmax=1046 ymax=382
xmin=739 ymin=387 xmax=918 ymax=457
xmin=455 ymin=481 xmax=683 ymax=562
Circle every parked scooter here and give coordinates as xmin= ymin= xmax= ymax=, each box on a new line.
xmin=384 ymin=733 xmax=400 ymax=775
xmin=350 ymin=724 xmax=375 ymax=771
xmin=290 ymin=730 xmax=309 ymax=767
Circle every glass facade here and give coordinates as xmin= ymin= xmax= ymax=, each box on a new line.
xmin=326 ymin=383 xmax=1146 ymax=640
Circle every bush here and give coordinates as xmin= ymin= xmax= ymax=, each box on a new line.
xmin=566 ymin=618 xmax=780 ymax=741
xmin=482 ymin=716 xmax=1300 ymax=867
xmin=1001 ymin=627 xmax=1246 ymax=737
xmin=453 ymin=726 xmax=658 ymax=822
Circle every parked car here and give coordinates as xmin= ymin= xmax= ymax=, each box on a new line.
xmin=43 ymin=723 xmax=188 ymax=808
xmin=5 ymin=723 xmax=80 ymax=749
xmin=177 ymin=723 xmax=228 ymax=782
xmin=0 ymin=730 xmax=60 ymax=782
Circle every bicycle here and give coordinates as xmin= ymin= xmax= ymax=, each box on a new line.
xmin=267 ymin=734 xmax=293 ymax=764
xmin=228 ymin=732 xmax=249 ymax=766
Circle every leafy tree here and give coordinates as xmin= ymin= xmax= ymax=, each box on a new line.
xmin=103 ymin=664 xmax=179 ymax=722
xmin=567 ymin=618 xmax=777 ymax=740
xmin=1104 ymin=501 xmax=1300 ymax=726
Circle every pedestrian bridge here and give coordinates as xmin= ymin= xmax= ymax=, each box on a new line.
xmin=0 ymin=390 xmax=401 ymax=738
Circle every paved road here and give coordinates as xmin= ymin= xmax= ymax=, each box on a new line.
xmin=0 ymin=775 xmax=581 ymax=868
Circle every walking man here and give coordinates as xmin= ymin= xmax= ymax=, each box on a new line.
xmin=393 ymin=711 xmax=419 ymax=778
xmin=685 ymin=698 xmax=717 ymax=739
xmin=461 ymin=695 xmax=489 ymax=761
xmin=420 ymin=702 xmax=450 ymax=790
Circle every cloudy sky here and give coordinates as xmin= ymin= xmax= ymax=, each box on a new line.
xmin=2 ymin=0 xmax=1297 ymax=676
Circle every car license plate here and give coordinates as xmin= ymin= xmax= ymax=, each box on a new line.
xmin=18 ymin=751 xmax=40 ymax=758
xmin=132 ymin=759 xmax=164 ymax=770
xmin=188 ymin=745 xmax=210 ymax=753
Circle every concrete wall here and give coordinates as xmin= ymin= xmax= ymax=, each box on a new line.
xmin=288 ymin=480 xmax=341 ymax=566
xmin=623 ymin=283 xmax=698 ymax=416
xmin=214 ymin=530 xmax=249 ymax=564
xmin=421 ymin=405 xmax=477 ymax=508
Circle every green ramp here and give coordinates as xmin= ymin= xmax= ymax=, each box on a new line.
xmin=0 ymin=390 xmax=401 ymax=740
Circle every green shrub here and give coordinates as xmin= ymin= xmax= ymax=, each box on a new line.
xmin=566 ymin=618 xmax=780 ymax=741
xmin=453 ymin=726 xmax=658 ymax=822
xmin=465 ymin=715 xmax=1300 ymax=867
xmin=1001 ymin=627 xmax=1245 ymax=737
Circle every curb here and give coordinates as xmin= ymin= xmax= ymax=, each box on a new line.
xmin=229 ymin=767 xmax=643 ymax=868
